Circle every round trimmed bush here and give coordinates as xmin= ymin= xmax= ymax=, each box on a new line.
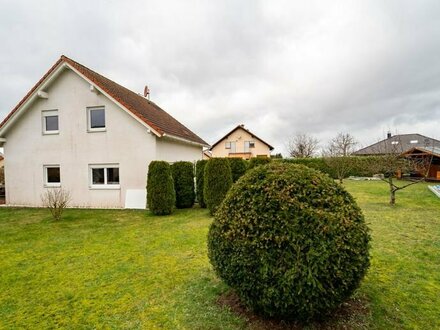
xmin=171 ymin=161 xmax=195 ymax=209
xmin=247 ymin=157 xmax=271 ymax=169
xmin=196 ymin=160 xmax=207 ymax=208
xmin=204 ymin=158 xmax=233 ymax=215
xmin=147 ymin=161 xmax=175 ymax=215
xmin=228 ymin=158 xmax=247 ymax=182
xmin=208 ymin=162 xmax=370 ymax=321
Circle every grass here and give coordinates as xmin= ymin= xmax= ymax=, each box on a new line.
xmin=0 ymin=181 xmax=439 ymax=329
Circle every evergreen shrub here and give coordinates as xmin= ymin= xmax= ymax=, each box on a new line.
xmin=208 ymin=162 xmax=371 ymax=321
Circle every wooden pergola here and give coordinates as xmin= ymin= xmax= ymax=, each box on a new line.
xmin=401 ymin=147 xmax=440 ymax=181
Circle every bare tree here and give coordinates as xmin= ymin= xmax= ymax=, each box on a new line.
xmin=327 ymin=133 xmax=357 ymax=156
xmin=367 ymin=139 xmax=432 ymax=205
xmin=323 ymin=133 xmax=358 ymax=183
xmin=41 ymin=188 xmax=71 ymax=220
xmin=286 ymin=133 xmax=319 ymax=158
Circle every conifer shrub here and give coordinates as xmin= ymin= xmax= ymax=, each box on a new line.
xmin=171 ymin=161 xmax=195 ymax=208
xmin=147 ymin=161 xmax=175 ymax=215
xmin=228 ymin=158 xmax=247 ymax=182
xmin=208 ymin=162 xmax=370 ymax=321
xmin=196 ymin=160 xmax=207 ymax=208
xmin=204 ymin=158 xmax=233 ymax=215
xmin=247 ymin=157 xmax=271 ymax=169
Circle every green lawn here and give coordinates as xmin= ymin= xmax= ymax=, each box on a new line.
xmin=0 ymin=181 xmax=439 ymax=329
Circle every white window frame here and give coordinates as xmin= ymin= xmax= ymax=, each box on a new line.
xmin=87 ymin=106 xmax=106 ymax=132
xmin=89 ymin=164 xmax=120 ymax=190
xmin=42 ymin=110 xmax=59 ymax=135
xmin=225 ymin=142 xmax=231 ymax=149
xmin=43 ymin=165 xmax=61 ymax=187
xmin=244 ymin=141 xmax=255 ymax=152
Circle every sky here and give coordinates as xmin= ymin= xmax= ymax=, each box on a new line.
xmin=1 ymin=0 xmax=440 ymax=155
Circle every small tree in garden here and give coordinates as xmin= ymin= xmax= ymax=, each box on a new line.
xmin=171 ymin=161 xmax=195 ymax=208
xmin=228 ymin=158 xmax=247 ymax=182
xmin=247 ymin=157 xmax=271 ymax=170
xmin=367 ymin=140 xmax=432 ymax=205
xmin=196 ymin=160 xmax=207 ymax=208
xmin=147 ymin=161 xmax=175 ymax=215
xmin=323 ymin=133 xmax=358 ymax=183
xmin=41 ymin=188 xmax=71 ymax=221
xmin=208 ymin=163 xmax=370 ymax=321
xmin=204 ymin=158 xmax=232 ymax=215
xmin=286 ymin=133 xmax=319 ymax=158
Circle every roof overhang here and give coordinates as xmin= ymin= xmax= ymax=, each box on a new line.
xmin=0 ymin=58 xmax=162 ymax=139
xmin=162 ymin=133 xmax=210 ymax=148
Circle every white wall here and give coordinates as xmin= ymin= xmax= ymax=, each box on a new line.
xmin=156 ymin=137 xmax=203 ymax=163
xmin=4 ymin=68 xmax=159 ymax=208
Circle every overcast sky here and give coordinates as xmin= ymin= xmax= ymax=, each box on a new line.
xmin=1 ymin=0 xmax=440 ymax=155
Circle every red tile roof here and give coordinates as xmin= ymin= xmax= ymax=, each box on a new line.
xmin=1 ymin=55 xmax=208 ymax=146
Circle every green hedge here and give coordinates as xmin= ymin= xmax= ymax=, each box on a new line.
xmin=147 ymin=161 xmax=176 ymax=215
xmin=204 ymin=158 xmax=233 ymax=215
xmin=208 ymin=163 xmax=370 ymax=321
xmin=196 ymin=160 xmax=207 ymax=208
xmin=228 ymin=158 xmax=247 ymax=182
xmin=247 ymin=157 xmax=271 ymax=170
xmin=171 ymin=161 xmax=195 ymax=209
xmin=280 ymin=156 xmax=381 ymax=178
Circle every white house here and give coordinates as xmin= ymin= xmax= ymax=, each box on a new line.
xmin=0 ymin=55 xmax=209 ymax=208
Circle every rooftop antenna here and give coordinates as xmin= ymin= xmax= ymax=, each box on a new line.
xmin=144 ymin=85 xmax=150 ymax=100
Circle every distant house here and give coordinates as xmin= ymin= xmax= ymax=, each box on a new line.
xmin=353 ymin=133 xmax=440 ymax=155
xmin=354 ymin=133 xmax=440 ymax=181
xmin=401 ymin=147 xmax=440 ymax=181
xmin=0 ymin=152 xmax=3 ymax=168
xmin=0 ymin=55 xmax=208 ymax=208
xmin=203 ymin=150 xmax=212 ymax=160
xmin=210 ymin=124 xmax=273 ymax=159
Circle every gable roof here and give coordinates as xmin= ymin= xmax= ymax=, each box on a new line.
xmin=0 ymin=55 xmax=208 ymax=146
xmin=401 ymin=146 xmax=440 ymax=158
xmin=353 ymin=133 xmax=440 ymax=155
xmin=209 ymin=124 xmax=274 ymax=151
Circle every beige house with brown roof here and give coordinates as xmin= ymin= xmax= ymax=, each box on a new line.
xmin=0 ymin=55 xmax=208 ymax=208
xmin=210 ymin=124 xmax=273 ymax=159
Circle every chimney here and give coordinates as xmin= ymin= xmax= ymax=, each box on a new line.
xmin=387 ymin=131 xmax=392 ymax=139
xmin=144 ymin=85 xmax=150 ymax=99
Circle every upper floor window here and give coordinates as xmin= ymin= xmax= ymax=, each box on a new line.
xmin=42 ymin=110 xmax=59 ymax=135
xmin=44 ymin=165 xmax=61 ymax=187
xmin=244 ymin=141 xmax=255 ymax=152
xmin=225 ymin=142 xmax=231 ymax=149
xmin=88 ymin=107 xmax=106 ymax=132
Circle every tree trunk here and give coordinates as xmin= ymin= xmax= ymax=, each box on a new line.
xmin=388 ymin=177 xmax=396 ymax=205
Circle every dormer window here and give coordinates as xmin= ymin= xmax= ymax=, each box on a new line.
xmin=88 ymin=106 xmax=106 ymax=132
xmin=42 ymin=110 xmax=59 ymax=135
xmin=391 ymin=141 xmax=399 ymax=145
xmin=410 ymin=140 xmax=418 ymax=144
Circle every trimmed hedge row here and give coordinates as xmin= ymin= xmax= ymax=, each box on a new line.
xmin=171 ymin=161 xmax=195 ymax=209
xmin=196 ymin=160 xmax=207 ymax=208
xmin=280 ymin=156 xmax=381 ymax=178
xmin=228 ymin=158 xmax=247 ymax=182
xmin=147 ymin=161 xmax=176 ymax=215
xmin=248 ymin=157 xmax=271 ymax=170
xmin=204 ymin=158 xmax=233 ymax=215
xmin=208 ymin=162 xmax=371 ymax=321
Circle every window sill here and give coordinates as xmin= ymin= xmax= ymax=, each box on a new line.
xmin=87 ymin=128 xmax=106 ymax=133
xmin=43 ymin=131 xmax=59 ymax=135
xmin=89 ymin=185 xmax=120 ymax=190
xmin=44 ymin=184 xmax=61 ymax=188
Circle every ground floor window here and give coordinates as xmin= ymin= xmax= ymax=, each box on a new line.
xmin=89 ymin=164 xmax=120 ymax=189
xmin=44 ymin=165 xmax=61 ymax=187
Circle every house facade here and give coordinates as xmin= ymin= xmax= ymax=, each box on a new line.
xmin=210 ymin=124 xmax=273 ymax=159
xmin=0 ymin=56 xmax=208 ymax=208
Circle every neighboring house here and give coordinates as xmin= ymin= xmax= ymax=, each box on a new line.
xmin=0 ymin=152 xmax=4 ymax=186
xmin=401 ymin=147 xmax=440 ymax=180
xmin=0 ymin=55 xmax=208 ymax=208
xmin=210 ymin=124 xmax=274 ymax=159
xmin=203 ymin=150 xmax=212 ymax=160
xmin=353 ymin=133 xmax=440 ymax=155
xmin=0 ymin=152 xmax=3 ymax=168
